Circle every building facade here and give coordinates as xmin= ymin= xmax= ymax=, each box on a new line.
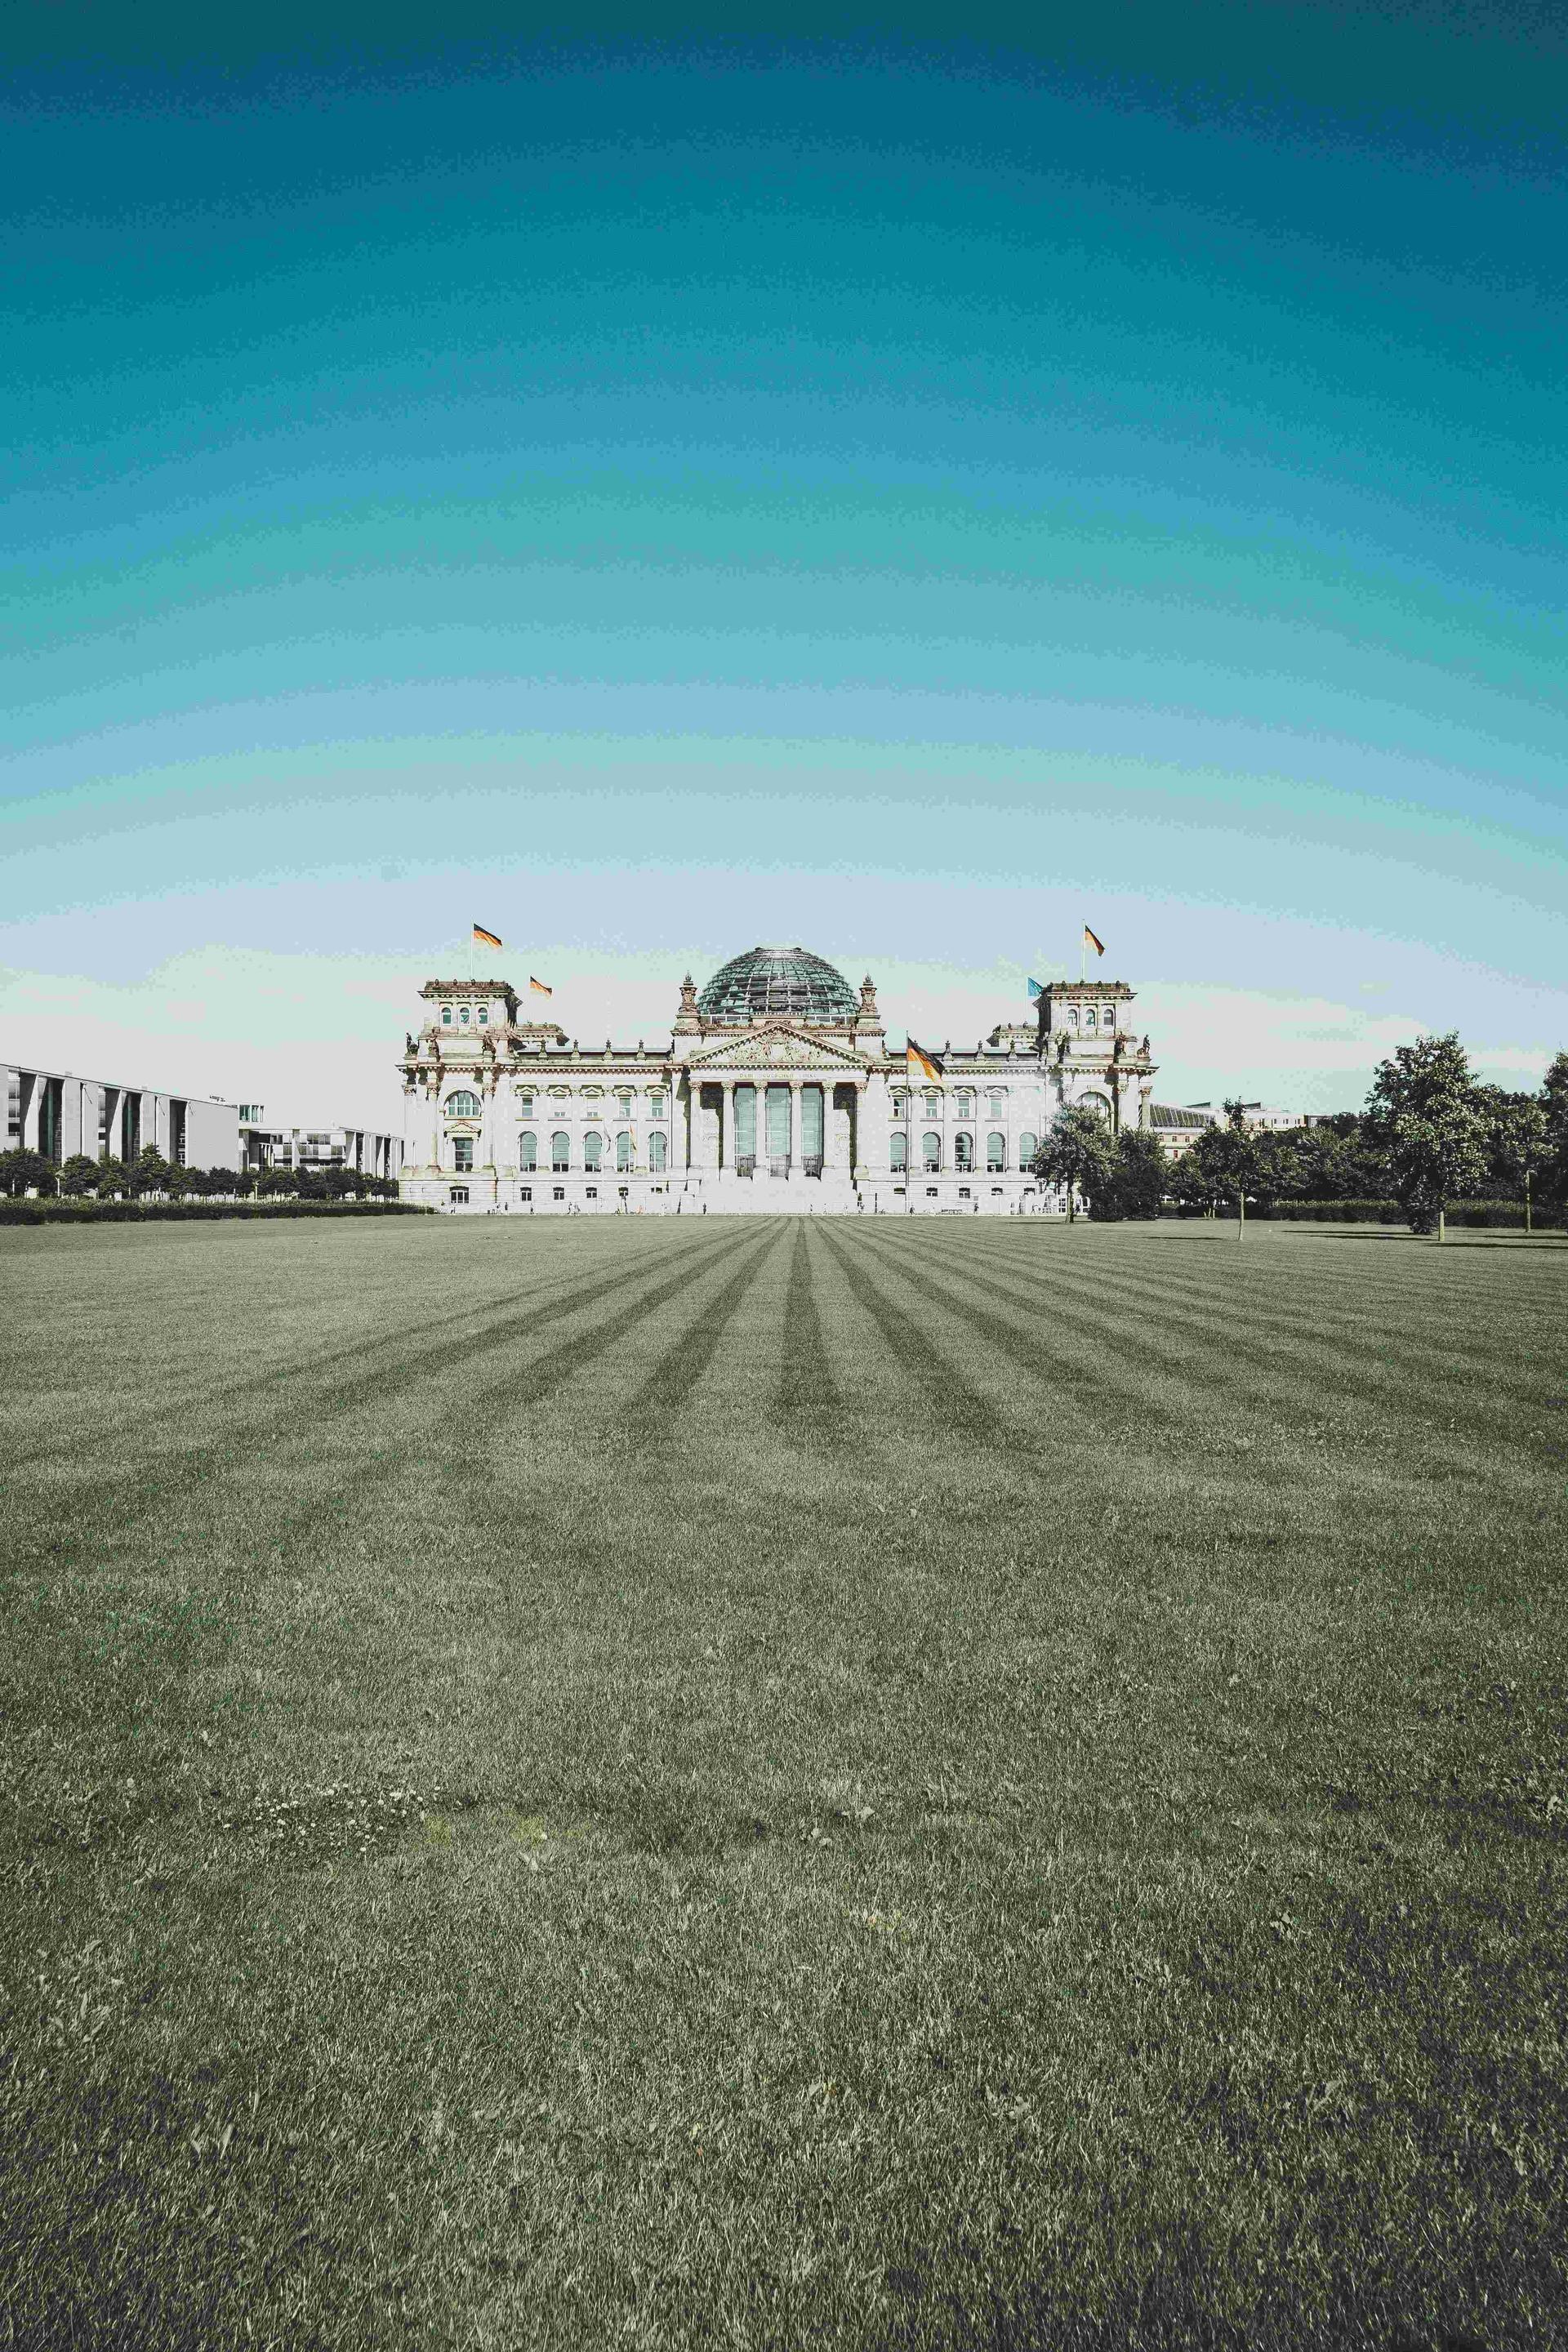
xmin=2 ymin=1060 xmax=238 ymax=1170
xmin=238 ymin=1112 xmax=402 ymax=1180
xmin=398 ymin=945 xmax=1162 ymax=1214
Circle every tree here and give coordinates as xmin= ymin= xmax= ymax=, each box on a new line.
xmin=127 ymin=1146 xmax=171 ymax=1198
xmin=1187 ymin=1109 xmax=1264 ymax=1229
xmin=0 ymin=1148 xmax=55 ymax=1197
xmin=94 ymin=1156 xmax=127 ymax=1199
xmin=201 ymin=1166 xmax=243 ymax=1198
xmin=256 ymin=1165 xmax=300 ymax=1196
xmin=58 ymin=1153 xmax=100 ymax=1197
xmin=1477 ymin=1086 xmax=1550 ymax=1231
xmin=1092 ymin=1128 xmax=1167 ymax=1220
xmin=1366 ymin=1033 xmax=1486 ymax=1241
xmin=1031 ymin=1107 xmax=1116 ymax=1223
xmin=1539 ymin=1051 xmax=1568 ymax=1223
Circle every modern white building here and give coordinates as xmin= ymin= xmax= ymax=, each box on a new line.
xmin=2 ymin=1059 xmax=238 ymax=1170
xmin=398 ymin=946 xmax=1163 ymax=1214
xmin=238 ymin=1111 xmax=402 ymax=1181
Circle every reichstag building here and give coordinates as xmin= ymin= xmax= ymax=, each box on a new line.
xmin=397 ymin=945 xmax=1158 ymax=1214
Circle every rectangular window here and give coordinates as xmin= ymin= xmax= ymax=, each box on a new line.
xmin=552 ymin=1186 xmax=564 ymax=1200
xmin=453 ymin=1137 xmax=474 ymax=1171
xmin=519 ymin=1187 xmax=532 ymax=1200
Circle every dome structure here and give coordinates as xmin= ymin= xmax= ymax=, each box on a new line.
xmin=697 ymin=945 xmax=860 ymax=1027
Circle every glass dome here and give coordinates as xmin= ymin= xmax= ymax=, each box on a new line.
xmin=697 ymin=945 xmax=859 ymax=1026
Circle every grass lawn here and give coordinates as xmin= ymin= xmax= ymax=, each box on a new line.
xmin=2 ymin=1214 xmax=1565 ymax=2350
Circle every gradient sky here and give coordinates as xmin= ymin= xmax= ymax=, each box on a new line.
xmin=4 ymin=3 xmax=1566 ymax=1125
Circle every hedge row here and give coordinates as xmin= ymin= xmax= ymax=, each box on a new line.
xmin=0 ymin=1199 xmax=432 ymax=1227
xmin=1160 ymin=1198 xmax=1560 ymax=1228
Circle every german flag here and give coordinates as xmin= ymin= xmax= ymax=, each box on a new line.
xmin=1083 ymin=924 xmax=1105 ymax=958
xmin=528 ymin=976 xmax=552 ymax=997
xmin=473 ymin=923 xmax=502 ymax=949
xmin=906 ymin=1039 xmax=941 ymax=1080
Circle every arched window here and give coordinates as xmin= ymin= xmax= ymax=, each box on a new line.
xmin=441 ymin=1006 xmax=452 ymax=1025
xmin=1019 ymin=1130 xmax=1037 ymax=1165
xmin=444 ymin=1090 xmax=480 ymax=1117
xmin=954 ymin=1089 xmax=974 ymax=1118
xmin=584 ymin=1133 xmax=603 ymax=1171
xmin=519 ymin=1132 xmax=537 ymax=1170
xmin=459 ymin=1005 xmax=471 ymax=1023
xmin=550 ymin=1131 xmax=570 ymax=1170
xmin=924 ymin=1089 xmax=942 ymax=1119
xmin=477 ymin=1006 xmax=488 ymax=1024
xmin=1080 ymin=1094 xmax=1111 ymax=1123
xmin=890 ymin=1132 xmax=907 ymax=1172
xmin=922 ymin=1131 xmax=942 ymax=1172
xmin=617 ymin=1130 xmax=632 ymax=1170
xmin=954 ymin=1131 xmax=974 ymax=1171
xmin=649 ymin=1131 xmax=667 ymax=1171
xmin=987 ymin=1130 xmax=1006 ymax=1171
xmin=988 ymin=1091 xmax=1005 ymax=1120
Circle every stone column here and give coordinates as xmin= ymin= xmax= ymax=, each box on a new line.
xmin=719 ymin=1080 xmax=733 ymax=1173
xmin=787 ymin=1081 xmax=801 ymax=1170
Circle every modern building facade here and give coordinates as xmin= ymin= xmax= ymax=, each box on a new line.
xmin=398 ymin=946 xmax=1162 ymax=1214
xmin=2 ymin=1060 xmax=238 ymax=1170
xmin=238 ymin=1112 xmax=402 ymax=1180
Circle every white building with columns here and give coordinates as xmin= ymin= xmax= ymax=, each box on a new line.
xmin=397 ymin=945 xmax=1160 ymax=1214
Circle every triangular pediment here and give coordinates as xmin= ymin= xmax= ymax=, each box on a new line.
xmin=685 ymin=1022 xmax=869 ymax=1073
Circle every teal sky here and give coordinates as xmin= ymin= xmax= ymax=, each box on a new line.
xmin=4 ymin=5 xmax=1566 ymax=1124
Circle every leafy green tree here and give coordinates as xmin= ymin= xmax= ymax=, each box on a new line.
xmin=127 ymin=1146 xmax=171 ymax=1198
xmin=1092 ymin=1128 xmax=1167 ymax=1220
xmin=94 ymin=1156 xmax=127 ymax=1199
xmin=1476 ymin=1085 xmax=1550 ymax=1229
xmin=58 ymin=1153 xmax=100 ymax=1196
xmin=1188 ymin=1107 xmax=1264 ymax=1226
xmin=0 ymin=1148 xmax=55 ymax=1197
xmin=1031 ymin=1107 xmax=1116 ymax=1223
xmin=1366 ymin=1033 xmax=1486 ymax=1241
xmin=256 ymin=1165 xmax=300 ymax=1196
xmin=1539 ymin=1051 xmax=1568 ymax=1222
xmin=201 ymin=1165 xmax=242 ymax=1198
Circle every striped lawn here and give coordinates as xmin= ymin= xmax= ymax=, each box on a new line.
xmin=2 ymin=1216 xmax=1565 ymax=2351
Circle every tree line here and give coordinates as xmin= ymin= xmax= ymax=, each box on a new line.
xmin=1031 ymin=1036 xmax=1568 ymax=1236
xmin=0 ymin=1145 xmax=400 ymax=1203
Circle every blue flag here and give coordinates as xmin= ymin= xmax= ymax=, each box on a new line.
xmin=1027 ymin=977 xmax=1045 ymax=1000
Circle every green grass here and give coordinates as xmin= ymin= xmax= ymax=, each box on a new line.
xmin=2 ymin=1216 xmax=1565 ymax=2351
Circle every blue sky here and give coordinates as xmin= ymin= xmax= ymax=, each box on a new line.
xmin=4 ymin=5 xmax=1565 ymax=1124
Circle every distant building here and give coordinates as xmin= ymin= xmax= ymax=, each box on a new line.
xmin=1147 ymin=1103 xmax=1219 ymax=1159
xmin=2 ymin=1058 xmax=237 ymax=1169
xmin=238 ymin=1112 xmax=402 ymax=1181
xmin=396 ymin=945 xmax=1161 ymax=1214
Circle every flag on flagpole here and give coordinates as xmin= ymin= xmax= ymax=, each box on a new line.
xmin=906 ymin=1039 xmax=940 ymax=1080
xmin=1027 ymin=978 xmax=1045 ymax=1000
xmin=473 ymin=923 xmax=502 ymax=950
xmin=1082 ymin=925 xmax=1105 ymax=958
xmin=528 ymin=976 xmax=553 ymax=998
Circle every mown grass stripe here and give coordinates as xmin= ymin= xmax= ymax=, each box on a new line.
xmin=630 ymin=1222 xmax=787 ymax=1411
xmin=5 ymin=1223 xmax=702 ymax=1477
xmin=776 ymin=1223 xmax=843 ymax=1424
xmin=813 ymin=1223 xmax=1004 ymax=1444
xmin=887 ymin=1227 xmax=1565 ymax=1486
xmin=940 ymin=1224 xmax=1566 ymax=1393
xmin=4 ymin=1224 xmax=761 ymax=1575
